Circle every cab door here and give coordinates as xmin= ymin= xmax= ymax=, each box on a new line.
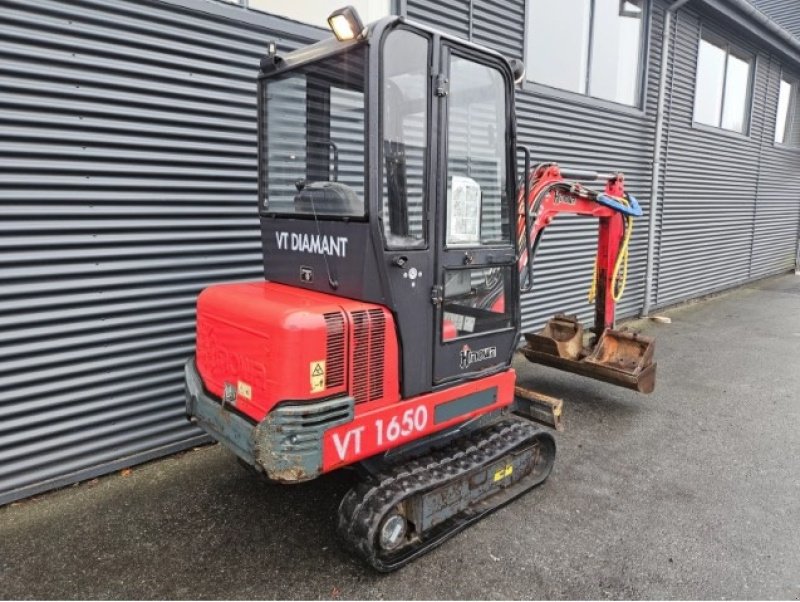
xmin=433 ymin=46 xmax=519 ymax=384
xmin=378 ymin=27 xmax=437 ymax=398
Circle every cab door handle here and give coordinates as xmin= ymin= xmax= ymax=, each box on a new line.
xmin=486 ymin=253 xmax=515 ymax=264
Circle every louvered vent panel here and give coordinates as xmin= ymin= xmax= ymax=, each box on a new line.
xmin=349 ymin=309 xmax=385 ymax=403
xmin=323 ymin=312 xmax=345 ymax=389
xmin=351 ymin=311 xmax=370 ymax=403
xmin=367 ymin=309 xmax=385 ymax=401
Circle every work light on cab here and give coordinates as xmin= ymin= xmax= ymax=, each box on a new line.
xmin=327 ymin=5 xmax=364 ymax=41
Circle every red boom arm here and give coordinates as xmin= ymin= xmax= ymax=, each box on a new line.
xmin=516 ymin=163 xmax=628 ymax=334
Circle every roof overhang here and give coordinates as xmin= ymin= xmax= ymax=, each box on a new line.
xmin=697 ymin=0 xmax=800 ymax=69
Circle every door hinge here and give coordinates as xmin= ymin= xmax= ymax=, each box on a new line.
xmin=431 ymin=285 xmax=443 ymax=305
xmin=435 ymin=75 xmax=449 ymax=97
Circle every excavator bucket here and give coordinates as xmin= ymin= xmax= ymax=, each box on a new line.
xmin=521 ymin=315 xmax=656 ymax=394
xmin=525 ymin=314 xmax=585 ymax=360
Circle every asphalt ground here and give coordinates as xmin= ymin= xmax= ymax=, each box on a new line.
xmin=1 ymin=275 xmax=799 ymax=599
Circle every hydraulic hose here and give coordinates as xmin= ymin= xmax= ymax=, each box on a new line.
xmin=588 ymin=195 xmax=633 ymax=304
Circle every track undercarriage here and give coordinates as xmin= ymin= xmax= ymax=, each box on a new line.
xmin=337 ymin=416 xmax=556 ymax=571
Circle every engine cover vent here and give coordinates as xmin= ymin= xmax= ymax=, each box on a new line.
xmin=351 ymin=309 xmax=385 ymax=403
xmin=323 ymin=312 xmax=346 ymax=389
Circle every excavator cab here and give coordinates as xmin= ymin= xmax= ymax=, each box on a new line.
xmin=257 ymin=15 xmax=521 ymax=397
xmin=256 ymin=13 xmax=654 ymax=398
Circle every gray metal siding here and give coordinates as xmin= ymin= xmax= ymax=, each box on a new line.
xmin=0 ymin=0 xmax=321 ymax=504
xmin=407 ymin=0 xmax=665 ymax=331
xmin=407 ymin=0 xmax=800 ymax=319
xmin=751 ymin=56 xmax=800 ymax=279
xmin=654 ymin=5 xmax=800 ymax=307
xmin=406 ymin=0 xmax=470 ymax=40
xmin=749 ymin=0 xmax=800 ymax=40
xmin=472 ymin=0 xmax=525 ymax=60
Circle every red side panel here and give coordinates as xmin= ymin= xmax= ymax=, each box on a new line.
xmin=321 ymin=368 xmax=517 ymax=472
xmin=196 ymin=281 xmax=400 ymax=421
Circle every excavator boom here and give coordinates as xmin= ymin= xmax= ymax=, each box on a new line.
xmin=515 ymin=158 xmax=657 ymax=394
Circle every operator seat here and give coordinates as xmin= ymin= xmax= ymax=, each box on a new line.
xmin=294 ymin=181 xmax=362 ymax=216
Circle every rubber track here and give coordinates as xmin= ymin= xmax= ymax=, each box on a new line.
xmin=337 ymin=417 xmax=555 ymax=571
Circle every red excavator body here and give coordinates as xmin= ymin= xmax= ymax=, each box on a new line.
xmin=184 ymin=9 xmax=654 ymax=571
xmin=193 ymin=281 xmax=514 ymax=477
xmin=196 ymin=281 xmax=399 ymax=421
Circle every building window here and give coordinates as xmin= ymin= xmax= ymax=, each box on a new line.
xmin=525 ymin=0 xmax=646 ymax=107
xmin=693 ymin=34 xmax=753 ymax=134
xmin=220 ymin=0 xmax=391 ymax=29
xmin=775 ymin=76 xmax=800 ymax=146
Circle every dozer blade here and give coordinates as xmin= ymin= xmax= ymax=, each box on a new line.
xmin=513 ymin=386 xmax=564 ymax=431
xmin=521 ymin=315 xmax=656 ymax=394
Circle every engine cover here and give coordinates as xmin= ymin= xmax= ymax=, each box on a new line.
xmin=195 ymin=281 xmax=399 ymax=421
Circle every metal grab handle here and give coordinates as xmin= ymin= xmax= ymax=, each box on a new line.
xmin=516 ymin=145 xmax=534 ymax=292
xmin=328 ymin=140 xmax=339 ymax=181
xmin=558 ymin=167 xmax=616 ymax=182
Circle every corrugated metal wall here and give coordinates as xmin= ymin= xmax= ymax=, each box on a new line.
xmin=408 ymin=0 xmax=800 ymax=322
xmin=750 ymin=0 xmax=800 ymax=40
xmin=0 ymin=0 xmax=321 ymax=505
xmin=407 ymin=0 xmax=470 ymax=40
xmin=1 ymin=0 xmax=799 ymax=504
xmin=409 ymin=0 xmax=666 ymax=331
xmin=654 ymin=4 xmax=800 ymax=307
xmin=655 ymin=8 xmax=765 ymax=305
xmin=749 ymin=53 xmax=800 ymax=280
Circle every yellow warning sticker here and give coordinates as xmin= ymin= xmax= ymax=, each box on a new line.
xmin=493 ymin=465 xmax=513 ymax=482
xmin=237 ymin=381 xmax=252 ymax=400
xmin=310 ymin=360 xmax=326 ymax=393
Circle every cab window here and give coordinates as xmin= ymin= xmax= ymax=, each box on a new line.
xmin=442 ymin=266 xmax=514 ymax=340
xmin=262 ymin=46 xmax=367 ymax=217
xmin=381 ymin=29 xmax=430 ymax=248
xmin=445 ymin=56 xmax=510 ymax=246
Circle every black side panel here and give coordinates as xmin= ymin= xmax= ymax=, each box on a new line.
xmin=260 ymin=219 xmax=385 ymax=303
xmin=382 ymin=249 xmax=435 ymax=397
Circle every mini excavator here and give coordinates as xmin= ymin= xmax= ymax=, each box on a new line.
xmin=184 ymin=6 xmax=656 ymax=572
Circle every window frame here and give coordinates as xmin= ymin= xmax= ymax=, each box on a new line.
xmin=691 ymin=28 xmax=755 ymax=136
xmin=442 ymin=50 xmax=514 ymax=250
xmin=378 ymin=25 xmax=433 ymax=250
xmin=774 ymin=70 xmax=800 ymax=149
xmin=257 ymin=43 xmax=371 ymax=222
xmin=521 ymin=0 xmax=651 ymax=112
xmin=441 ymin=266 xmax=515 ymax=342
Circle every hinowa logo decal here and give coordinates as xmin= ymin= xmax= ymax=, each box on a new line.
xmin=459 ymin=344 xmax=497 ymax=369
